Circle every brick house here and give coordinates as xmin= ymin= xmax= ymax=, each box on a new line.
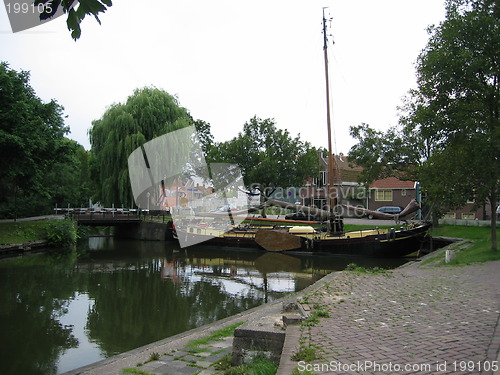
xmin=368 ymin=177 xmax=496 ymax=221
xmin=368 ymin=177 xmax=419 ymax=212
xmin=442 ymin=202 xmax=491 ymax=220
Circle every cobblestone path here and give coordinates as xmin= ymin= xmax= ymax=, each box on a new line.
xmin=283 ymin=261 xmax=500 ymax=375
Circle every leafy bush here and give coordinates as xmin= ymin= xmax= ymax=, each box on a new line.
xmin=45 ymin=220 xmax=77 ymax=249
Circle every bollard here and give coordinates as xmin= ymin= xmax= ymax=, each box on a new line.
xmin=445 ymin=249 xmax=456 ymax=263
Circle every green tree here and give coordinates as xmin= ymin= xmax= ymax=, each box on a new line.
xmin=349 ymin=122 xmax=450 ymax=224
xmin=411 ymin=0 xmax=499 ymax=249
xmin=44 ymin=139 xmax=93 ymax=208
xmin=349 ymin=0 xmax=499 ymax=250
xmin=210 ymin=116 xmax=319 ymax=212
xmin=194 ymin=119 xmax=215 ymax=156
xmin=88 ymin=86 xmax=192 ymax=207
xmin=0 ymin=62 xmax=73 ymax=218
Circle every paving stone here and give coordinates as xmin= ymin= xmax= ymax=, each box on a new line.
xmin=210 ymin=336 xmax=233 ymax=348
xmin=204 ymin=349 xmax=232 ymax=363
xmin=194 ymin=359 xmax=213 ymax=368
xmin=153 ymin=362 xmax=202 ymax=375
xmin=181 ymin=354 xmax=206 ymax=363
xmin=152 ymin=359 xmax=204 ymax=374
xmin=197 ymin=369 xmax=218 ymax=375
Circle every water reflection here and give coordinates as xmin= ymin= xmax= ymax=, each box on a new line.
xmin=0 ymin=237 xmax=409 ymax=375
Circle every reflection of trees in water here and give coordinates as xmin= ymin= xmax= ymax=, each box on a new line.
xmin=1 ymin=241 xmax=387 ymax=375
xmin=85 ymin=266 xmax=191 ymax=355
xmin=0 ymin=250 xmax=286 ymax=374
xmin=84 ymin=260 xmax=267 ymax=356
xmin=0 ymin=258 xmax=79 ymax=375
xmin=184 ymin=274 xmax=270 ymax=327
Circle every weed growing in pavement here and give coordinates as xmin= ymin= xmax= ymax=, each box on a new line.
xmin=345 ymin=263 xmax=390 ymax=274
xmin=122 ymin=368 xmax=155 ymax=375
xmin=212 ymin=348 xmax=228 ymax=356
xmin=218 ymin=354 xmax=277 ymax=375
xmin=299 ymin=295 xmax=310 ymax=304
xmin=149 ymin=352 xmax=160 ymax=361
xmin=301 ymin=315 xmax=320 ymax=327
xmin=214 ymin=353 xmax=233 ymax=371
xmin=186 ymin=322 xmax=245 ymax=348
xmin=186 ymin=346 xmax=211 ymax=354
xmin=301 ymin=308 xmax=330 ymax=327
xmin=140 ymin=352 xmax=160 ymax=365
xmin=187 ymin=360 xmax=202 ymax=368
xmin=291 ymin=346 xmax=317 ymax=362
xmin=292 ymin=367 xmax=318 ymax=375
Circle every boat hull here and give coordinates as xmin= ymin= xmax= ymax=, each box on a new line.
xmin=308 ymin=223 xmax=431 ymax=257
xmin=174 ymin=222 xmax=432 ymax=257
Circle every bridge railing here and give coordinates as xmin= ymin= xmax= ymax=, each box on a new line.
xmin=54 ymin=208 xmax=172 ymax=223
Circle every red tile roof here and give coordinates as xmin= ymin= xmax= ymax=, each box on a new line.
xmin=369 ymin=177 xmax=416 ymax=189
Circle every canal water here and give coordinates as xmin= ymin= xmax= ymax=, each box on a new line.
xmin=0 ymin=237 xmax=410 ymax=375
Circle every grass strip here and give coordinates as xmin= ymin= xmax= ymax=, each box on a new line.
xmin=428 ymin=225 xmax=499 ymax=265
xmin=0 ymin=220 xmax=52 ymax=244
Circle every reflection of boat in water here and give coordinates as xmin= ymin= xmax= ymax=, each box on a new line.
xmin=172 ymin=220 xmax=431 ymax=257
xmin=254 ymin=252 xmax=302 ymax=274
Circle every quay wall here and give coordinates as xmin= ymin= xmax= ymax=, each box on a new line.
xmin=0 ymin=240 xmax=50 ymax=257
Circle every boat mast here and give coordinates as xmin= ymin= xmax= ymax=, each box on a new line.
xmin=322 ymin=8 xmax=343 ymax=233
xmin=322 ymin=9 xmax=335 ymax=213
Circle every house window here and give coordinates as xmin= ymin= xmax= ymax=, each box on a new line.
xmin=401 ymin=189 xmax=407 ymax=196
xmin=375 ymin=189 xmax=393 ymax=201
xmin=444 ymin=212 xmax=456 ymax=219
xmin=462 ymin=213 xmax=475 ymax=220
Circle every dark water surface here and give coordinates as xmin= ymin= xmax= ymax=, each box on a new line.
xmin=0 ymin=237 xmax=409 ymax=374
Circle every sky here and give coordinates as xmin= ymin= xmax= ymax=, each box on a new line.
xmin=1 ymin=0 xmax=446 ymax=154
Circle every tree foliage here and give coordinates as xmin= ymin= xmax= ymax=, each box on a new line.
xmin=0 ymin=62 xmax=88 ymax=218
xmin=89 ymin=87 xmax=192 ymax=207
xmin=35 ymin=0 xmax=112 ymax=39
xmin=210 ymin=116 xmax=319 ymax=196
xmin=413 ymin=0 xmax=499 ymax=249
xmin=348 ymin=0 xmax=499 ymax=249
xmin=44 ymin=139 xmax=93 ymax=208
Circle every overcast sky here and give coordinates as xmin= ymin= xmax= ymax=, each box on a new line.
xmin=1 ymin=0 xmax=446 ymax=153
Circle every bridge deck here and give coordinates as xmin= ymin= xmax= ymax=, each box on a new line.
xmin=71 ymin=214 xmax=142 ymax=226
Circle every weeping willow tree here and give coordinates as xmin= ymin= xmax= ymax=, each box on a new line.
xmin=89 ymin=87 xmax=192 ymax=207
